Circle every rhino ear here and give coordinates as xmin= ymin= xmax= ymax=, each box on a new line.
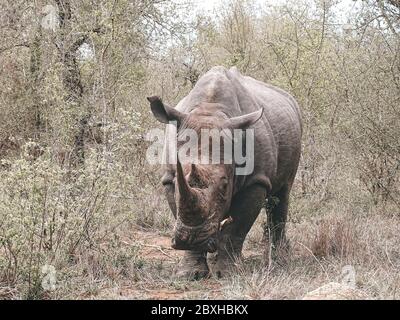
xmin=229 ymin=108 xmax=263 ymax=129
xmin=147 ymin=96 xmax=186 ymax=125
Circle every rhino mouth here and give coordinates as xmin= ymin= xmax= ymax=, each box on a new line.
xmin=171 ymin=216 xmax=233 ymax=253
xmin=172 ymin=235 xmax=218 ymax=253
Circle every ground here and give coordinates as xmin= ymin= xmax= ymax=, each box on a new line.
xmin=82 ymin=228 xmax=222 ymax=299
xmin=72 ymin=208 xmax=400 ymax=300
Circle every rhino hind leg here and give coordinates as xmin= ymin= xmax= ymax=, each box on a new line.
xmin=174 ymin=251 xmax=210 ymax=280
xmin=265 ymin=184 xmax=291 ymax=261
xmin=209 ymin=184 xmax=267 ymax=278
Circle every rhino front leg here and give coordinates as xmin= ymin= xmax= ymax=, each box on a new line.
xmin=174 ymin=250 xmax=209 ymax=280
xmin=208 ymin=184 xmax=267 ymax=278
xmin=265 ymin=184 xmax=291 ymax=260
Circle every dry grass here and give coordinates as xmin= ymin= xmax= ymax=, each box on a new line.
xmin=0 ymin=0 xmax=399 ymax=301
xmin=1 ymin=201 xmax=399 ymax=300
xmin=13 ymin=204 xmax=395 ymax=300
xmin=1 ymin=149 xmax=399 ymax=300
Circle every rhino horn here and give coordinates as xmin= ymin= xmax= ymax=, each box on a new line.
xmin=176 ymin=158 xmax=196 ymax=205
xmin=189 ymin=163 xmax=201 ymax=181
xmin=176 ymin=159 xmax=204 ymax=225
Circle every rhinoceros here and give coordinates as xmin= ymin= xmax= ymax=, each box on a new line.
xmin=147 ymin=66 xmax=302 ymax=279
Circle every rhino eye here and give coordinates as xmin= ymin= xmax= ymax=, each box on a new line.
xmin=220 ymin=178 xmax=228 ymax=190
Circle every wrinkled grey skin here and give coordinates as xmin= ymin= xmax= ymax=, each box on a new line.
xmin=148 ymin=66 xmax=302 ymax=280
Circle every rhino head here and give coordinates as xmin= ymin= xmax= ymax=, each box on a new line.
xmin=147 ymin=96 xmax=262 ymax=252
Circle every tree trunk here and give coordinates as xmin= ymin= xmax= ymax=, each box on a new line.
xmin=56 ymin=0 xmax=88 ymax=167
xmin=29 ymin=24 xmax=43 ymax=139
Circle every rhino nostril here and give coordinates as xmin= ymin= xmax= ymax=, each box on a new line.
xmin=180 ymin=232 xmax=189 ymax=242
xmin=207 ymin=238 xmax=217 ymax=253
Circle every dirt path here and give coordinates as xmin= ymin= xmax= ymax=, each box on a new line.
xmin=93 ymin=228 xmax=227 ymax=300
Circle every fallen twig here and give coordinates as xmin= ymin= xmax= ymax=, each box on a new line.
xmin=121 ymin=240 xmax=176 ymax=260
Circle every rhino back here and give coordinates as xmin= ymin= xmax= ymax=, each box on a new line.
xmin=228 ymin=67 xmax=302 ymax=192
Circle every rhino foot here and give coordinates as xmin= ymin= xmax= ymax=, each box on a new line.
xmin=207 ymin=233 xmax=244 ymax=278
xmin=208 ymin=250 xmax=241 ymax=278
xmin=174 ymin=251 xmax=209 ymax=281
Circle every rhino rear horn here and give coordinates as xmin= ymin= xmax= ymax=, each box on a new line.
xmin=189 ymin=163 xmax=201 ymax=181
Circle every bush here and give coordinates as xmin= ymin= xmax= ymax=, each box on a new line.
xmin=0 ymin=146 xmax=121 ymax=298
